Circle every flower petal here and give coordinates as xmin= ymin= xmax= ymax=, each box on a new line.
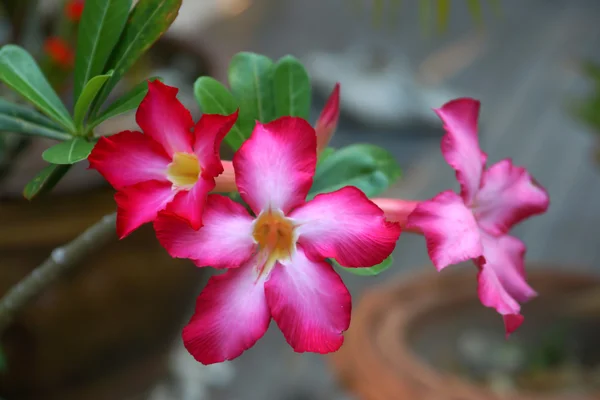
xmin=435 ymin=98 xmax=487 ymax=205
xmin=114 ymin=180 xmax=175 ymax=239
xmin=136 ymin=80 xmax=194 ymax=156
xmin=406 ymin=190 xmax=483 ymax=271
xmin=88 ymin=130 xmax=170 ymax=189
xmin=183 ymin=260 xmax=271 ymax=365
xmin=164 ymin=178 xmax=215 ymax=230
xmin=315 ymin=83 xmax=340 ymax=154
xmin=265 ymin=249 xmax=351 ymax=353
xmin=155 ymin=194 xmax=255 ymax=268
xmin=193 ymin=111 xmax=239 ymax=178
xmin=474 ymin=159 xmax=550 ymax=235
xmin=476 ymin=233 xmax=536 ymax=336
xmin=290 ymin=186 xmax=401 ymax=267
xmin=233 ymin=117 xmax=316 ymax=215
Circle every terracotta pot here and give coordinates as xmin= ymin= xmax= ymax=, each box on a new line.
xmin=0 ymin=188 xmax=205 ymax=400
xmin=330 ymin=267 xmax=600 ymax=400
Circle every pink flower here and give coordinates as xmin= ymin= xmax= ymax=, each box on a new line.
xmin=315 ymin=83 xmax=340 ymax=154
xmin=88 ymin=80 xmax=238 ymax=238
xmin=406 ymin=98 xmax=549 ymax=335
xmin=155 ymin=116 xmax=401 ymax=364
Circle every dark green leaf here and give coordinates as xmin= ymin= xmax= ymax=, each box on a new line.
xmin=0 ymin=99 xmax=71 ymax=140
xmin=332 ymin=255 xmax=394 ymax=276
xmin=273 ymin=55 xmax=311 ymax=120
xmin=90 ymin=76 xmax=161 ymax=129
xmin=42 ymin=138 xmax=96 ymax=164
xmin=90 ymin=0 xmax=182 ymax=116
xmin=193 ymin=76 xmax=246 ymax=150
xmin=228 ymin=52 xmax=275 ymax=136
xmin=466 ymin=0 xmax=483 ymax=26
xmin=73 ymin=0 xmax=131 ymax=102
xmin=73 ymin=72 xmax=112 ymax=130
xmin=309 ymin=144 xmax=401 ymax=198
xmin=23 ymin=164 xmax=71 ymax=200
xmin=436 ymin=0 xmax=451 ymax=32
xmin=0 ymin=45 xmax=74 ymax=132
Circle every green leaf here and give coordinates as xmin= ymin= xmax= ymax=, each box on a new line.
xmin=73 ymin=72 xmax=112 ymax=130
xmin=90 ymin=0 xmax=182 ymax=116
xmin=23 ymin=164 xmax=71 ymax=200
xmin=0 ymin=99 xmax=71 ymax=140
xmin=228 ymin=52 xmax=275 ymax=135
xmin=89 ymin=76 xmax=162 ymax=129
xmin=193 ymin=76 xmax=246 ymax=150
xmin=73 ymin=0 xmax=132 ymax=102
xmin=309 ymin=144 xmax=402 ymax=198
xmin=273 ymin=55 xmax=311 ymax=120
xmin=42 ymin=138 xmax=96 ymax=164
xmin=466 ymin=0 xmax=483 ymax=26
xmin=317 ymin=147 xmax=335 ymax=166
xmin=436 ymin=0 xmax=451 ymax=32
xmin=0 ymin=45 xmax=74 ymax=132
xmin=332 ymin=255 xmax=394 ymax=276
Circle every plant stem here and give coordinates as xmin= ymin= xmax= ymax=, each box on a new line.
xmin=0 ymin=212 xmax=117 ymax=333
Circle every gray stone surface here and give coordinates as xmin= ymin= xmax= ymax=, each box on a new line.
xmin=183 ymin=0 xmax=600 ymax=398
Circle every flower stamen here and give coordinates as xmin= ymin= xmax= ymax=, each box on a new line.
xmin=167 ymin=152 xmax=200 ymax=189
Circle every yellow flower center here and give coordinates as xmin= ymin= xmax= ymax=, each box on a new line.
xmin=252 ymin=210 xmax=296 ymax=272
xmin=167 ymin=152 xmax=200 ymax=188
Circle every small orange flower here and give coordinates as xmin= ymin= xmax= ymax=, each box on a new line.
xmin=44 ymin=37 xmax=75 ymax=69
xmin=65 ymin=0 xmax=85 ymax=22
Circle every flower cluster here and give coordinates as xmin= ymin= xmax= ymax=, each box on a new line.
xmin=89 ymin=81 xmax=549 ymax=364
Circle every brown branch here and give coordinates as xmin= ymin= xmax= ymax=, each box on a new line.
xmin=0 ymin=212 xmax=117 ymax=333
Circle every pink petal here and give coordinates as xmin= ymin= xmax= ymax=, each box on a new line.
xmin=476 ymin=233 xmax=536 ymax=336
xmin=114 ymin=180 xmax=175 ymax=239
xmin=435 ymin=98 xmax=487 ymax=205
xmin=183 ymin=259 xmax=271 ymax=364
xmin=290 ymin=186 xmax=401 ymax=268
xmin=474 ymin=159 xmax=550 ymax=235
xmin=88 ymin=130 xmax=170 ymax=189
xmin=193 ymin=111 xmax=239 ymax=178
xmin=233 ymin=117 xmax=316 ymax=215
xmin=406 ymin=190 xmax=483 ymax=271
xmin=155 ymin=194 xmax=255 ymax=268
xmin=315 ymin=83 xmax=340 ymax=153
xmin=136 ymin=80 xmax=194 ymax=156
xmin=165 ymin=178 xmax=215 ymax=230
xmin=265 ymin=249 xmax=351 ymax=353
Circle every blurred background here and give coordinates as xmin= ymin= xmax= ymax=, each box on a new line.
xmin=2 ymin=0 xmax=600 ymax=399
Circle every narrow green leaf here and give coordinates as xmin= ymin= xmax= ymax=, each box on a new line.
xmin=0 ymin=99 xmax=71 ymax=140
xmin=42 ymin=138 xmax=96 ymax=164
xmin=23 ymin=164 xmax=71 ymax=200
xmin=228 ymin=52 xmax=275 ymax=136
xmin=73 ymin=0 xmax=131 ymax=102
xmin=89 ymin=76 xmax=162 ymax=129
xmin=273 ymin=55 xmax=311 ymax=120
xmin=193 ymin=76 xmax=246 ymax=150
xmin=332 ymin=255 xmax=394 ymax=276
xmin=466 ymin=0 xmax=483 ymax=26
xmin=309 ymin=144 xmax=402 ymax=199
xmin=436 ymin=0 xmax=451 ymax=32
xmin=91 ymin=0 xmax=182 ymax=116
xmin=73 ymin=72 xmax=112 ymax=130
xmin=0 ymin=45 xmax=74 ymax=132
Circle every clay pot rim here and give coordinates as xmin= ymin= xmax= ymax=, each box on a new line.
xmin=332 ymin=266 xmax=600 ymax=400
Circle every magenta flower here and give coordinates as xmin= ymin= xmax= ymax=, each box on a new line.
xmin=88 ymin=80 xmax=238 ymax=238
xmin=154 ymin=117 xmax=401 ymax=364
xmin=406 ymin=98 xmax=549 ymax=335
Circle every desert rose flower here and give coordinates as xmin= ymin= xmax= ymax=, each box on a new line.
xmin=406 ymin=98 xmax=549 ymax=335
xmin=88 ymin=80 xmax=238 ymax=238
xmin=44 ymin=37 xmax=75 ymax=69
xmin=155 ymin=116 xmax=401 ymax=364
xmin=315 ymin=83 xmax=340 ymax=154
